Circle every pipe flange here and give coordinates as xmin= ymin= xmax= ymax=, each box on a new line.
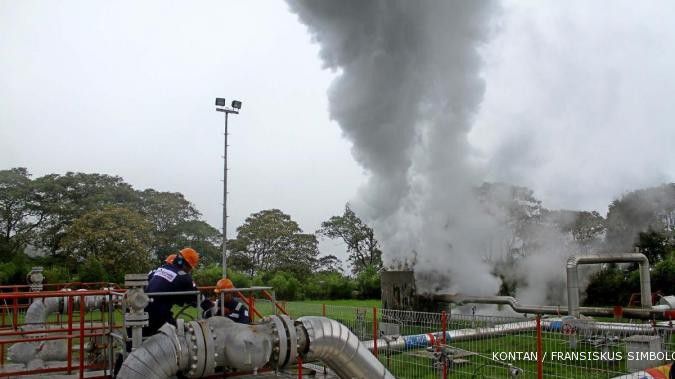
xmin=279 ymin=315 xmax=297 ymax=360
xmin=198 ymin=320 xmax=216 ymax=376
xmin=267 ymin=316 xmax=288 ymax=369
xmin=186 ymin=321 xmax=207 ymax=378
xmin=125 ymin=313 xmax=149 ymax=327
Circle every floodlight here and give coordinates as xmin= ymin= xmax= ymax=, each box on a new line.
xmin=215 ymin=98 xmax=226 ymax=106
xmin=231 ymin=100 xmax=242 ymax=110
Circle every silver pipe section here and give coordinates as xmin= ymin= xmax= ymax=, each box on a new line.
xmin=119 ymin=315 xmax=394 ymax=379
xmin=9 ymin=291 xmax=107 ymax=365
xmin=363 ymin=320 xmax=538 ymax=353
xmin=297 ymin=316 xmax=395 ymax=379
xmin=567 ymin=253 xmax=652 ymax=318
xmin=363 ymin=319 xmax=663 ymax=354
xmin=433 ymin=293 xmax=661 ymax=318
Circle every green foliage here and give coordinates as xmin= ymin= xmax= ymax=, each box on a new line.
xmin=268 ymin=271 xmax=302 ymax=300
xmin=230 ymin=209 xmax=319 ymax=277
xmin=355 ymin=265 xmax=381 ymax=299
xmin=0 ymin=168 xmax=43 ymax=258
xmin=635 ymin=229 xmax=672 ymax=264
xmin=227 ymin=269 xmax=251 ymax=289
xmin=583 ymin=266 xmax=639 ymax=306
xmin=652 ymin=257 xmax=675 ymax=294
xmin=192 ymin=264 xmax=223 ymax=286
xmin=60 ymin=206 xmax=154 ymax=283
xmin=318 ymin=204 xmax=382 ymax=275
xmin=78 ymin=258 xmax=107 ymax=283
xmin=43 ymin=266 xmax=72 ymax=284
xmin=303 ymin=272 xmax=354 ymax=300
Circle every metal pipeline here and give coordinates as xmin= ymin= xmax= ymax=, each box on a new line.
xmin=296 ymin=316 xmax=395 ymax=379
xmin=119 ymin=315 xmax=394 ymax=379
xmin=362 ymin=318 xmax=664 ymax=354
xmin=363 ymin=320 xmax=538 ymax=353
xmin=567 ymin=253 xmax=652 ymax=318
xmin=432 ymin=293 xmax=665 ymax=319
xmin=8 ymin=291 xmax=107 ymax=365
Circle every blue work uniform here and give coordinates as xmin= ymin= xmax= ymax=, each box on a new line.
xmin=144 ymin=263 xmax=197 ymax=335
xmin=200 ymin=297 xmax=250 ymax=324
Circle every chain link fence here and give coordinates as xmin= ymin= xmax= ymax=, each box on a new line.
xmin=255 ymin=300 xmax=674 ymax=379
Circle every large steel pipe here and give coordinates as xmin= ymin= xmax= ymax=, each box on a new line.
xmin=297 ymin=316 xmax=395 ymax=379
xmin=567 ymin=253 xmax=651 ymax=318
xmin=119 ymin=315 xmax=394 ymax=379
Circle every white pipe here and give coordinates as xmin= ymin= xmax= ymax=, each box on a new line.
xmin=8 ymin=293 xmax=106 ymax=365
xmin=297 ymin=316 xmax=395 ymax=379
xmin=119 ymin=315 xmax=394 ymax=379
xmin=567 ymin=253 xmax=652 ymax=318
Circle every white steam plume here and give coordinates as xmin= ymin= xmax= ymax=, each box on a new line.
xmin=287 ymin=0 xmax=501 ymax=295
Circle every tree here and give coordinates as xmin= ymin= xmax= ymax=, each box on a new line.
xmin=32 ymin=172 xmax=138 ymax=255
xmin=229 ymin=209 xmax=319 ymax=276
xmin=161 ymin=220 xmax=221 ymax=265
xmin=635 ymin=229 xmax=672 ymax=264
xmin=60 ymin=206 xmax=154 ymax=282
xmin=136 ymin=189 xmax=200 ymax=259
xmin=606 ymin=184 xmax=675 ymax=253
xmin=0 ymin=168 xmax=45 ymax=258
xmin=314 ymin=254 xmax=343 ymax=273
xmin=318 ymin=204 xmax=382 ymax=274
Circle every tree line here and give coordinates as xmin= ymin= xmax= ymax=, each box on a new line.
xmin=0 ymin=168 xmax=383 ymax=299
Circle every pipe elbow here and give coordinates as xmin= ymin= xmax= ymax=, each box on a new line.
xmin=566 ymin=256 xmax=580 ymax=269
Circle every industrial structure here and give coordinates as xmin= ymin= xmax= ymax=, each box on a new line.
xmin=0 ymin=253 xmax=672 ymax=378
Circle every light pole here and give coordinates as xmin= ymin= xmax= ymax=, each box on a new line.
xmin=215 ymin=98 xmax=242 ymax=278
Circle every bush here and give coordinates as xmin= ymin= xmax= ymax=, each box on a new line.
xmin=192 ymin=264 xmax=222 ymax=286
xmin=43 ymin=266 xmax=72 ymax=284
xmin=79 ymin=258 xmax=107 ymax=283
xmin=268 ymin=271 xmax=302 ymax=300
xmin=0 ymin=254 xmax=30 ymax=284
xmin=304 ymin=272 xmax=354 ymax=300
xmin=355 ymin=265 xmax=381 ymax=299
xmin=652 ymin=258 xmax=675 ymax=294
xmin=583 ymin=266 xmax=639 ymax=306
xmin=192 ymin=264 xmax=251 ymax=289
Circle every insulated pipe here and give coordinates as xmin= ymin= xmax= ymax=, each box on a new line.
xmin=119 ymin=315 xmax=394 ymax=379
xmin=9 ymin=292 xmax=107 ymax=364
xmin=362 ymin=320 xmax=538 ymax=353
xmin=432 ymin=293 xmax=662 ymax=319
xmin=567 ymin=253 xmax=651 ymax=318
xmin=297 ymin=316 xmax=395 ymax=379
xmin=362 ymin=319 xmax=661 ymax=354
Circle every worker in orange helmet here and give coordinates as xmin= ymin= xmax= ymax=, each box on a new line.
xmin=145 ymin=247 xmax=200 ymax=334
xmin=146 ymin=254 xmax=177 ymax=280
xmin=200 ymin=278 xmax=249 ymax=323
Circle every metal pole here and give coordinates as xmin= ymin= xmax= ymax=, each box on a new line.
xmin=222 ymin=112 xmax=229 ymax=278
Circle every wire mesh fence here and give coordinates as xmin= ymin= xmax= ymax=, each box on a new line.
xmin=255 ymin=300 xmax=674 ymax=379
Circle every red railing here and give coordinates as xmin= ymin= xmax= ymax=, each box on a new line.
xmin=0 ymin=289 xmax=122 ymax=378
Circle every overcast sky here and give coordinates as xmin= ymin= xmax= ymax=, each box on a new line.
xmin=2 ymin=1 xmax=675 ymax=262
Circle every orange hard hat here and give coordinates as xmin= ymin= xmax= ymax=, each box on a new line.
xmin=165 ymin=254 xmax=177 ymax=264
xmin=179 ymin=248 xmax=199 ymax=268
xmin=214 ymin=278 xmax=235 ymax=293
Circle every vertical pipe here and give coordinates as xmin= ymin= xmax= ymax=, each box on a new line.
xmin=442 ymin=311 xmax=447 ymax=379
xmin=536 ymin=315 xmax=543 ymax=379
xmin=67 ymin=297 xmax=73 ymax=374
xmin=639 ymin=262 xmax=652 ymax=308
xmin=297 ymin=354 xmax=303 ymax=379
xmin=372 ymin=307 xmax=378 ymax=358
xmin=0 ymin=341 xmax=4 ymax=367
xmin=322 ymin=304 xmax=326 ymax=317
xmin=79 ymin=295 xmax=85 ymax=379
